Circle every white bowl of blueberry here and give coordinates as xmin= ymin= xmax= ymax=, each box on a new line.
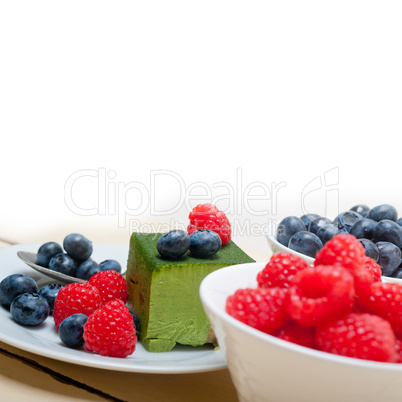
xmin=266 ymin=203 xmax=402 ymax=280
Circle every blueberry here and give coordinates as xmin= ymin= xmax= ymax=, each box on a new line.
xmin=59 ymin=313 xmax=88 ymax=348
xmin=390 ymin=266 xmax=402 ymax=280
xmin=0 ymin=274 xmax=38 ymax=309
xmin=372 ymin=220 xmax=402 ymax=249
xmin=368 ymin=204 xmax=398 ymax=222
xmin=397 ymin=218 xmax=402 ymax=227
xmin=308 ymin=217 xmax=332 ymax=235
xmin=76 ymin=259 xmax=100 ymax=280
xmin=49 ymin=253 xmax=77 ymax=276
xmin=276 ymin=216 xmax=305 ymax=246
xmin=99 ymin=259 xmax=122 ymax=273
xmin=288 ymin=231 xmax=323 ymax=258
xmin=376 ymin=241 xmax=401 ymax=276
xmin=37 ymin=242 xmax=63 ymax=267
xmin=63 ymin=233 xmax=93 ymax=263
xmin=349 ymin=218 xmax=377 ymax=240
xmin=10 ymin=293 xmax=50 ymax=326
xmin=300 ymin=214 xmax=320 ymax=230
xmin=350 ymin=204 xmax=370 ymax=218
xmin=38 ymin=283 xmax=62 ymax=314
xmin=358 ymin=239 xmax=379 ymax=262
xmin=333 ymin=211 xmax=363 ymax=232
xmin=129 ymin=311 xmax=141 ymax=337
xmin=157 ymin=230 xmax=191 ymax=259
xmin=189 ymin=230 xmax=221 ymax=258
xmin=317 ymin=224 xmax=348 ymax=245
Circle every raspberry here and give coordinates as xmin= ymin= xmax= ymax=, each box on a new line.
xmin=366 ymin=282 xmax=402 ymax=336
xmin=285 ymin=264 xmax=354 ymax=327
xmin=257 ymin=253 xmax=310 ymax=289
xmin=226 ymin=287 xmax=289 ymax=335
xmin=83 ymin=299 xmax=136 ymax=358
xmin=53 ymin=282 xmax=102 ymax=329
xmin=188 ymin=203 xmax=231 ymax=245
xmin=314 ymin=233 xmax=366 ymax=271
xmin=395 ymin=338 xmax=402 ymax=363
xmin=362 ymin=256 xmax=382 ymax=282
xmin=275 ymin=321 xmax=317 ymax=349
xmin=315 ymin=313 xmax=396 ymax=363
xmin=88 ymin=270 xmax=128 ymax=305
xmin=314 ymin=234 xmax=372 ymax=299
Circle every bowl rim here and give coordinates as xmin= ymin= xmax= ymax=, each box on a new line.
xmin=200 ymin=261 xmax=402 ymax=372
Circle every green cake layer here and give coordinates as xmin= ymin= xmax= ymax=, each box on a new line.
xmin=126 ymin=232 xmax=255 ymax=352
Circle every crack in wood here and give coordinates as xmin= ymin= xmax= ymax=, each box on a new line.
xmin=0 ymin=346 xmax=128 ymax=402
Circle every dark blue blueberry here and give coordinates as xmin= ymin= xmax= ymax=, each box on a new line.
xmin=288 ymin=231 xmax=323 ymax=258
xmin=59 ymin=313 xmax=88 ymax=348
xmin=189 ymin=230 xmax=221 ymax=258
xmin=76 ymin=259 xmax=100 ymax=280
xmin=157 ymin=230 xmax=191 ymax=259
xmin=300 ymin=214 xmax=320 ymax=230
xmin=333 ymin=211 xmax=362 ymax=232
xmin=317 ymin=224 xmax=348 ymax=245
xmin=99 ymin=259 xmax=122 ymax=273
xmin=349 ymin=218 xmax=377 ymax=240
xmin=10 ymin=293 xmax=50 ymax=326
xmin=376 ymin=241 xmax=402 ymax=276
xmin=0 ymin=274 xmax=38 ymax=309
xmin=350 ymin=204 xmax=370 ymax=218
xmin=63 ymin=233 xmax=93 ymax=263
xmin=308 ymin=217 xmax=332 ymax=235
xmin=397 ymin=218 xmax=402 ymax=227
xmin=390 ymin=266 xmax=402 ymax=280
xmin=276 ymin=216 xmax=305 ymax=246
xmin=368 ymin=204 xmax=398 ymax=222
xmin=38 ymin=283 xmax=62 ymax=314
xmin=372 ymin=220 xmax=402 ymax=249
xmin=358 ymin=239 xmax=379 ymax=262
xmin=129 ymin=311 xmax=141 ymax=337
xmin=49 ymin=253 xmax=77 ymax=276
xmin=37 ymin=242 xmax=63 ymax=267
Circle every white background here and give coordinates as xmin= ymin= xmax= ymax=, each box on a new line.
xmin=0 ymin=1 xmax=401 ymax=256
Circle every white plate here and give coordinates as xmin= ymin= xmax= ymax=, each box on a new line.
xmin=0 ymin=243 xmax=226 ymax=374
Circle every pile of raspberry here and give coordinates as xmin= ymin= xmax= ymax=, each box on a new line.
xmin=226 ymin=233 xmax=402 ymax=363
xmin=53 ymin=270 xmax=136 ymax=358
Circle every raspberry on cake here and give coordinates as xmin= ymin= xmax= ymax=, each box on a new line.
xmin=126 ymin=232 xmax=255 ymax=352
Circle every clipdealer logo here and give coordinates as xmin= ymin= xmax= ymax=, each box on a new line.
xmin=63 ymin=167 xmax=339 ymax=234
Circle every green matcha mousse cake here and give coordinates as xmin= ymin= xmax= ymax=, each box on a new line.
xmin=126 ymin=232 xmax=255 ymax=352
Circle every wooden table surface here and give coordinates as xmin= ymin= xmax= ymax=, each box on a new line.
xmin=0 ymin=235 xmax=270 ymax=402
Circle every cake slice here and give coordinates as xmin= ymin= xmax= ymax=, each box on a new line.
xmin=126 ymin=232 xmax=255 ymax=352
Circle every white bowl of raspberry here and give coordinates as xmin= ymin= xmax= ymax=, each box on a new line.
xmin=200 ymin=260 xmax=402 ymax=402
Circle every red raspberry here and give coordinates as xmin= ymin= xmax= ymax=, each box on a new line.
xmin=395 ymin=338 xmax=402 ymax=363
xmin=285 ymin=264 xmax=354 ymax=327
xmin=315 ymin=313 xmax=396 ymax=363
xmin=83 ymin=299 xmax=136 ymax=358
xmin=257 ymin=253 xmax=310 ymax=289
xmin=188 ymin=203 xmax=231 ymax=245
xmin=275 ymin=321 xmax=317 ymax=349
xmin=53 ymin=282 xmax=102 ymax=329
xmin=226 ymin=287 xmax=289 ymax=335
xmin=362 ymin=256 xmax=382 ymax=282
xmin=314 ymin=234 xmax=372 ymax=299
xmin=88 ymin=270 xmax=128 ymax=305
xmin=366 ymin=282 xmax=402 ymax=336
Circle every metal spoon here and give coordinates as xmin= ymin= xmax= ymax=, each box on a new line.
xmin=17 ymin=251 xmax=86 ymax=285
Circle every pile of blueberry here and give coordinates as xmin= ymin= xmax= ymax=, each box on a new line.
xmin=276 ymin=204 xmax=402 ymax=278
xmin=157 ymin=229 xmax=222 ymax=260
xmin=38 ymin=233 xmax=121 ymax=280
